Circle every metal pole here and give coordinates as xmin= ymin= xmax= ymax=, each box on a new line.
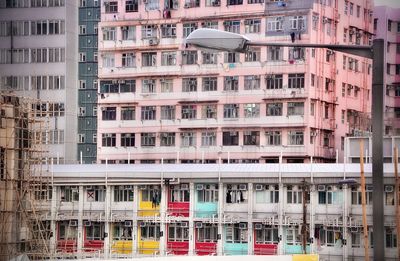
xmin=372 ymin=39 xmax=384 ymax=261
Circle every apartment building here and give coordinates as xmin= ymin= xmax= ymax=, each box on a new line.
xmin=373 ymin=6 xmax=400 ymax=136
xmin=97 ymin=0 xmax=373 ymax=164
xmin=78 ymin=0 xmax=100 ymax=164
xmin=0 ymin=0 xmax=78 ymax=164
xmin=38 ymin=163 xmax=398 ymax=260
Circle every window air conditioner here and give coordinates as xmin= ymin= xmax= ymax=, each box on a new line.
xmin=254 ymin=223 xmax=263 ymax=230
xmin=239 ymin=223 xmax=247 ymax=229
xmin=196 ymin=184 xmax=204 ymax=190
xmin=84 ymin=221 xmax=91 ymax=227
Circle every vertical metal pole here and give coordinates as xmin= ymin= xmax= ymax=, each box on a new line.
xmin=372 ymin=39 xmax=384 ymax=261
xmin=360 ymin=140 xmax=369 ymax=261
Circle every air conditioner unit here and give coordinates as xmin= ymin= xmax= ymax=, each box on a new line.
xmin=195 ymin=222 xmax=202 ymax=228
xmin=124 ymin=221 xmax=132 ymax=227
xmin=196 ymin=184 xmax=204 ymax=190
xmin=227 ymin=184 xmax=232 ymax=190
xmin=366 ymin=185 xmax=373 ymax=192
xmin=139 ymin=222 xmax=146 ymax=227
xmin=180 ymin=222 xmax=188 ymax=227
xmin=118 ymin=80 xmax=125 ymax=84
xmin=211 ymin=0 xmax=220 ymax=6
xmin=86 ymin=186 xmax=93 ymax=190
xmin=148 ymin=38 xmax=159 ymax=46
xmin=239 ymin=223 xmax=247 ymax=229
xmin=138 ymin=185 xmax=147 ymax=190
xmin=254 ymin=223 xmax=263 ymax=230
xmin=317 ymin=185 xmax=326 ymax=191
xmin=69 ymin=220 xmax=78 ymax=227
xmin=255 ymin=184 xmax=264 ymax=191
xmin=239 ymin=184 xmax=247 ymax=191
xmin=384 ymin=185 xmax=394 ymax=193
xmin=84 ymin=221 xmax=91 ymax=227
xmin=327 ymin=185 xmax=333 ymax=191
xmin=181 ymin=184 xmax=189 ymax=190
xmin=121 ymin=26 xmax=129 ymax=31
xmin=184 ymin=2 xmax=190 ymax=8
xmin=322 ymin=17 xmax=329 ymax=23
xmin=244 ymin=131 xmax=252 ymax=136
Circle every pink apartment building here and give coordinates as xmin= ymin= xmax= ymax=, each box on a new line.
xmin=373 ymin=6 xmax=400 ymax=135
xmin=97 ymin=0 xmax=373 ymax=164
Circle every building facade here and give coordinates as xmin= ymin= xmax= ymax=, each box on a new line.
xmin=78 ymin=0 xmax=100 ymax=164
xmin=97 ymin=0 xmax=373 ymax=164
xmin=373 ymin=6 xmax=400 ymax=136
xmin=0 ymin=0 xmax=78 ymax=164
xmin=40 ymin=163 xmax=398 ymax=260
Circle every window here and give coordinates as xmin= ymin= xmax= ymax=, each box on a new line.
xmin=224 ymin=20 xmax=240 ymax=33
xmin=202 ymin=52 xmax=218 ymax=64
xmin=384 ymin=185 xmax=395 ymax=205
xmin=141 ymin=106 xmax=156 ymax=120
xmin=288 ymin=131 xmax=304 ymax=145
xmin=202 ymin=77 xmax=217 ymax=91
xmin=288 ymin=74 xmax=305 ymax=89
xmin=255 ymin=184 xmax=279 ymax=204
xmin=312 ymin=15 xmax=319 ymax=30
xmin=388 ymin=20 xmax=392 ymax=31
xmin=141 ymin=133 xmax=156 ymax=147
xmin=121 ymin=106 xmax=135 ymax=120
xmin=202 ymin=104 xmax=217 ymax=119
xmin=168 ymin=222 xmax=189 ymax=242
xmin=160 ymin=79 xmax=173 ymax=92
xmin=59 ymin=221 xmax=78 ymax=240
xmin=102 ymin=53 xmax=115 ymax=67
xmin=181 ymin=105 xmax=197 ymax=119
xmin=255 ymin=225 xmax=279 ymax=244
xmin=86 ymin=186 xmax=106 ymax=202
xmin=266 ymin=103 xmax=282 ymax=116
xmin=112 ymin=223 xmax=132 ymax=240
xmin=142 ymin=79 xmax=156 ymax=93
xmin=290 ymin=16 xmax=305 ymax=30
xmin=120 ymin=80 xmax=135 ymax=93
xmin=121 ymin=26 xmax=135 ymax=40
xmin=244 ymin=103 xmax=260 ymax=118
xmin=349 ymin=2 xmax=353 ymax=15
xmin=223 ymin=104 xmax=239 ymax=118
xmin=182 ymin=51 xmax=197 ymax=65
xmin=141 ymin=25 xmax=157 ymax=39
xmin=160 ymin=132 xmax=175 ymax=146
xmin=161 ymin=105 xmax=175 ymax=120
xmin=184 ymin=0 xmax=200 ymax=8
xmin=121 ymin=133 xmax=135 ymax=147
xmin=140 ymin=223 xmax=161 ymax=241
xmin=318 ymin=186 xmax=334 ymax=204
xmin=356 ymin=5 xmax=360 ymax=17
xmin=60 ymin=186 xmax=79 ymax=202
xmin=142 ymin=52 xmax=157 ymax=67
xmin=289 ymin=47 xmax=305 ymax=60
xmin=287 ymin=102 xmax=304 ymax=116
xmin=227 ymin=0 xmax=242 ymax=5
xmin=287 ymin=185 xmax=309 ymax=204
xmin=102 ymin=27 xmax=116 ymax=41
xmin=201 ymin=132 xmax=216 ymax=146
xmin=244 ymin=75 xmax=260 ymax=90
xmin=201 ymin=21 xmax=218 ymax=29
xmin=102 ymin=133 xmax=116 ymax=147
xmin=385 ymin=229 xmax=397 ymax=248
xmin=197 ymin=184 xmax=218 ymax=203
xmin=224 ymin=76 xmax=238 ymax=91
xmin=144 ymin=0 xmax=159 ymax=10
xmin=161 ymin=24 xmax=176 ymax=38
xmin=122 ymin=53 xmax=135 ymax=67
xmin=351 ymin=186 xmax=373 ymax=205
xmin=102 ymin=107 xmax=116 ymax=120
xmin=125 ymin=0 xmax=138 ymax=12
xmin=182 ymin=78 xmax=197 ymax=92
xmin=223 ymin=131 xmax=239 ymax=146
xmin=245 ymin=48 xmax=261 ymax=62
xmin=245 ymin=19 xmax=261 ymax=34
xmin=226 ymin=223 xmax=247 ymax=243
xmin=182 ymin=23 xmax=197 ymax=38
xmin=265 ymin=74 xmax=283 ymax=89
xmin=196 ymin=223 xmax=218 ymax=243
xmin=265 ymin=131 xmax=281 ymax=146
xmin=243 ymin=131 xmax=259 ymax=145
xmin=318 ymin=227 xmax=342 ymax=247
xmin=79 ymin=25 xmax=86 ymax=35
xmin=224 ymin=52 xmax=239 ymax=63
xmin=170 ymin=184 xmax=189 ymax=202
xmin=105 ymin=1 xmax=118 ymax=13
xmin=181 ymin=132 xmax=196 ymax=147
xmin=161 ymin=51 xmax=176 ymax=66
xmin=267 ymin=47 xmax=282 ymax=61
xmin=267 ymin=17 xmax=283 ymax=32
